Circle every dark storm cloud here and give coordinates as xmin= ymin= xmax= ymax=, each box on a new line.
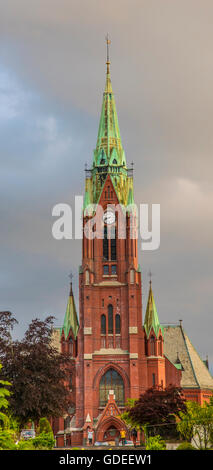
xmin=0 ymin=0 xmax=212 ymax=370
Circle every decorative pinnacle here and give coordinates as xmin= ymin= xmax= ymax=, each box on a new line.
xmin=105 ymin=34 xmax=111 ymax=74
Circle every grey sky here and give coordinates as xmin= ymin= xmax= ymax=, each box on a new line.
xmin=0 ymin=1 xmax=212 ymax=371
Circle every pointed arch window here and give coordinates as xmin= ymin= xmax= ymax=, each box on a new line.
xmin=85 ymin=270 xmax=90 ymax=285
xmin=111 ymin=226 xmax=116 ymax=260
xmin=61 ymin=338 xmax=66 ymax=354
xmin=115 ymin=314 xmax=121 ymax=334
xmin=108 ymin=304 xmax=113 ymax=334
xmin=159 ymin=336 xmax=163 ymax=356
xmin=103 ymin=225 xmax=109 ymax=260
xmin=130 ymin=269 xmax=134 ymax=284
xmin=101 ymin=314 xmax=106 ymax=334
xmin=150 ymin=335 xmax=155 ymax=356
xmin=68 ymin=337 xmax=74 ymax=356
xmin=99 ymin=368 xmax=124 ymax=407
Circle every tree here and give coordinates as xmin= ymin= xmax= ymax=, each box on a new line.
xmin=177 ymin=399 xmax=213 ymax=449
xmin=121 ymin=398 xmax=138 ymax=428
xmin=0 ymin=314 xmax=73 ymax=428
xmin=126 ymin=386 xmax=186 ymax=437
xmin=0 ymin=362 xmax=17 ymax=449
xmin=0 ymin=363 xmax=11 ymax=429
xmin=121 ymin=398 xmax=146 ymax=445
xmin=0 ymin=311 xmax=18 ymax=361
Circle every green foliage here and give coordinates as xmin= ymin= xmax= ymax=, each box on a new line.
xmin=17 ymin=432 xmax=55 ymax=450
xmin=0 ymin=429 xmax=17 ymax=450
xmin=17 ymin=439 xmax=35 ymax=450
xmin=32 ymin=432 xmax=55 ymax=450
xmin=176 ymin=441 xmax=197 ymax=450
xmin=37 ymin=417 xmax=52 ymax=435
xmin=177 ymin=399 xmax=213 ymax=449
xmin=121 ymin=398 xmax=138 ymax=429
xmin=145 ymin=435 xmax=166 ymax=450
xmin=0 ymin=362 xmax=18 ymax=449
xmin=0 ymin=363 xmax=11 ymax=428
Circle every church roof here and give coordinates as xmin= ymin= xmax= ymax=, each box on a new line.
xmin=60 ymin=283 xmax=79 ymax=340
xmin=144 ymin=281 xmax=164 ymax=338
xmin=163 ymin=324 xmax=213 ymax=390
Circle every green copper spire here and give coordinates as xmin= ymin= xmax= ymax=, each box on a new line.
xmin=144 ymin=281 xmax=164 ymax=338
xmin=84 ymin=38 xmax=134 ymax=208
xmin=93 ymin=36 xmax=126 ymax=166
xmin=61 ymin=282 xmax=79 ymax=340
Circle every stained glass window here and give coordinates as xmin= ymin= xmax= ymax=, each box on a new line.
xmin=99 ymin=368 xmax=124 ymax=407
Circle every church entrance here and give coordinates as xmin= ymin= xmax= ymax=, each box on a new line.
xmin=103 ymin=425 xmax=120 ymax=442
xmin=95 ymin=416 xmax=128 ymax=444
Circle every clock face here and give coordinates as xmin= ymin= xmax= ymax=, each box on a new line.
xmin=103 ymin=210 xmax=115 ymax=225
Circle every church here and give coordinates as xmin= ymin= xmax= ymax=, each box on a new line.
xmin=51 ymin=41 xmax=213 ymax=447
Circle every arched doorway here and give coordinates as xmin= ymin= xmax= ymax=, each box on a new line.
xmin=96 ymin=417 xmax=128 ymax=443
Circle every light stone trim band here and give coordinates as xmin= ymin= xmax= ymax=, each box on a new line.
xmin=129 ymin=326 xmax=138 ymax=334
xmin=129 ymin=353 xmax=138 ymax=359
xmin=93 ymin=348 xmax=128 ymax=356
xmin=84 ymin=327 xmax=92 ymax=335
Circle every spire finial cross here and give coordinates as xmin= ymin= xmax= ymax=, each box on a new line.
xmin=148 ymin=270 xmax=153 ymax=286
xmin=69 ymin=271 xmax=74 ymax=284
xmin=105 ymin=34 xmax=111 ymax=74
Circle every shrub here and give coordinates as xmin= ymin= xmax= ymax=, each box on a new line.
xmin=37 ymin=417 xmax=52 ymax=435
xmin=32 ymin=432 xmax=55 ymax=450
xmin=0 ymin=430 xmax=16 ymax=450
xmin=176 ymin=442 xmax=197 ymax=450
xmin=17 ymin=439 xmax=35 ymax=450
xmin=145 ymin=435 xmax=166 ymax=450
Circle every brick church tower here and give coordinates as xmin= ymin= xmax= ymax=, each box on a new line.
xmin=66 ymin=40 xmax=181 ymax=446
xmin=52 ymin=41 xmax=213 ymax=447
